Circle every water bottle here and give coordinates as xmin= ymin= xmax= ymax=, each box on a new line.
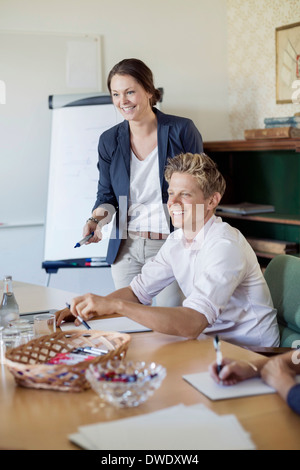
xmin=0 ymin=276 xmax=20 ymax=327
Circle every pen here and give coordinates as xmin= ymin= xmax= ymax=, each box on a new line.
xmin=75 ymin=347 xmax=108 ymax=356
xmin=85 ymin=258 xmax=104 ymax=262
xmin=85 ymin=262 xmax=105 ymax=266
xmin=74 ymin=232 xmax=94 ymax=248
xmin=66 ymin=303 xmax=91 ymax=330
xmin=213 ymin=335 xmax=223 ymax=374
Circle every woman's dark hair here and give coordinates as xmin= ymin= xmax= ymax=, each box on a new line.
xmin=107 ymin=58 xmax=161 ymax=106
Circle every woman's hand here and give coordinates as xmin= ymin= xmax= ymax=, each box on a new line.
xmin=209 ymin=358 xmax=259 ymax=385
xmin=83 ymin=220 xmax=103 ymax=244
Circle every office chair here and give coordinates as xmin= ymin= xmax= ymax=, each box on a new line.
xmin=264 ymin=254 xmax=300 ymax=348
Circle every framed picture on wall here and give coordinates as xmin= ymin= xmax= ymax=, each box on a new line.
xmin=276 ymin=22 xmax=300 ymax=104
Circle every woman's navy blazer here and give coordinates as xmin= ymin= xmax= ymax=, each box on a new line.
xmin=93 ymin=108 xmax=203 ymax=264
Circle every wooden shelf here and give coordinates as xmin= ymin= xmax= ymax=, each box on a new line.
xmin=255 ymin=251 xmax=300 ymax=259
xmin=206 ymin=139 xmax=300 ymax=267
xmin=216 ymin=211 xmax=300 ymax=226
xmin=204 ymin=139 xmax=300 ymax=153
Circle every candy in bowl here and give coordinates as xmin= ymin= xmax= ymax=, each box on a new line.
xmin=86 ymin=359 xmax=166 ymax=407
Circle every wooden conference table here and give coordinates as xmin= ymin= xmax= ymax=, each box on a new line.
xmin=0 ymin=281 xmax=300 ymax=450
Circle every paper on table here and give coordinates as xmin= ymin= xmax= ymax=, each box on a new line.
xmin=69 ymin=405 xmax=188 ymax=450
xmin=70 ymin=405 xmax=190 ymax=450
xmin=70 ymin=404 xmax=255 ymax=450
xmin=69 ymin=432 xmax=98 ymax=450
xmin=61 ymin=316 xmax=151 ymax=333
xmin=183 ymin=371 xmax=276 ymax=400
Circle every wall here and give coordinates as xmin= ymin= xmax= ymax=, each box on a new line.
xmin=0 ymin=0 xmax=230 ymax=140
xmin=0 ymin=0 xmax=230 ymax=296
xmin=227 ymin=0 xmax=300 ymax=138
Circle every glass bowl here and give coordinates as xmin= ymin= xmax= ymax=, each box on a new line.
xmin=86 ymin=359 xmax=166 ymax=408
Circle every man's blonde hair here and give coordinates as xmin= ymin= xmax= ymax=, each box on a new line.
xmin=165 ymin=153 xmax=226 ymax=199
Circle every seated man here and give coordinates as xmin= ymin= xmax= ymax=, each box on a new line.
xmin=56 ymin=152 xmax=279 ymax=347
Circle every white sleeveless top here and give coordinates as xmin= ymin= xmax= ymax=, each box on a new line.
xmin=127 ymin=147 xmax=170 ymax=234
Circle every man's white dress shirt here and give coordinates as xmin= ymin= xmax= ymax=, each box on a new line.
xmin=130 ymin=215 xmax=280 ymax=347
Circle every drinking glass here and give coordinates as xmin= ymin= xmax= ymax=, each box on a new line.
xmin=34 ymin=313 xmax=56 ymax=337
xmin=9 ymin=319 xmax=34 ymax=344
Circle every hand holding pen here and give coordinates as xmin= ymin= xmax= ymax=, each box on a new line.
xmin=77 ymin=217 xmax=105 ymax=248
xmin=65 ymin=303 xmax=91 ymax=330
xmin=74 ymin=221 xmax=104 ymax=248
xmin=74 ymin=232 xmax=94 ymax=248
xmin=210 ymin=336 xmax=259 ymax=385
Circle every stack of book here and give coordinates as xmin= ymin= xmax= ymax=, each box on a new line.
xmin=244 ymin=116 xmax=300 ymax=140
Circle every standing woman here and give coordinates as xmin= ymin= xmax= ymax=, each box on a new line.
xmin=84 ymin=58 xmax=203 ymax=306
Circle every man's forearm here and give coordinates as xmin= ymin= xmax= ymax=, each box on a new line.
xmin=110 ymin=298 xmax=208 ymax=339
xmin=106 ymin=286 xmax=141 ymax=303
xmin=73 ymin=288 xmax=208 ymax=339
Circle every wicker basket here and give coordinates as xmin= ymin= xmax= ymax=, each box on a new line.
xmin=5 ymin=329 xmax=131 ymax=392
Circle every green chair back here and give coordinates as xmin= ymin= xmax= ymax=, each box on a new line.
xmin=264 ymin=254 xmax=300 ymax=347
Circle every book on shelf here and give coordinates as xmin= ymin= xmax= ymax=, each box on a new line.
xmin=244 ymin=127 xmax=300 ymax=140
xmin=265 ymin=123 xmax=300 ymax=129
xmin=247 ymin=237 xmax=299 ymax=255
xmin=217 ymin=202 xmax=275 ymax=215
xmin=264 ymin=116 xmax=300 ymax=127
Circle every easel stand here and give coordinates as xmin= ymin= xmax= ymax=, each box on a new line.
xmin=42 ymin=258 xmax=110 ymax=287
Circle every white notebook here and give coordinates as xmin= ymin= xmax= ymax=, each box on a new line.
xmin=61 ymin=316 xmax=151 ymax=333
xmin=183 ymin=371 xmax=300 ymax=401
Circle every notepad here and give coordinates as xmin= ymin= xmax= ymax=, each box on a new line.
xmin=61 ymin=316 xmax=151 ymax=333
xmin=183 ymin=371 xmax=276 ymax=400
xmin=69 ymin=404 xmax=256 ymax=450
xmin=184 ymin=372 xmax=300 ymax=401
